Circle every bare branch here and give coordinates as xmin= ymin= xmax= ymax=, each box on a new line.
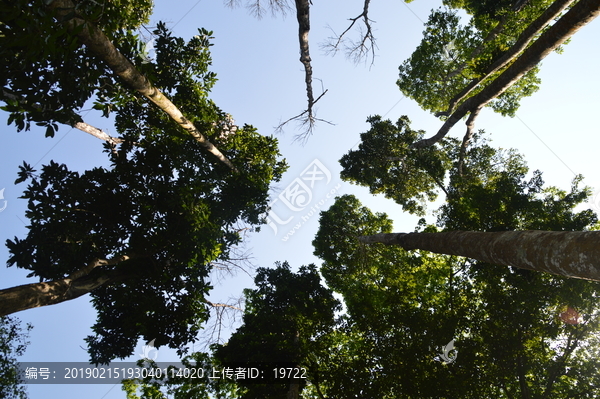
xmin=275 ymin=89 xmax=333 ymax=142
xmin=223 ymin=0 xmax=243 ymax=9
xmin=322 ymin=0 xmax=376 ymax=65
xmin=204 ymin=299 xmax=242 ymax=311
xmin=432 ymin=174 xmax=449 ymax=197
xmin=196 ymin=295 xmax=245 ymax=349
xmin=229 ymin=0 xmax=291 ymax=18
xmin=295 ymin=0 xmax=316 ymax=139
xmin=210 ymin=245 xmax=256 ymax=284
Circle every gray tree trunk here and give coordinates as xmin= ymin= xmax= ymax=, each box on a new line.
xmin=359 ymin=231 xmax=600 ymax=281
xmin=0 ymin=256 xmax=129 ymax=316
xmin=444 ymin=0 xmax=576 ymax=115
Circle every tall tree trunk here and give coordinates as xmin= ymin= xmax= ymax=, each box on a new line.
xmin=444 ymin=0 xmax=576 ymax=115
xmin=359 ymin=231 xmax=600 ymax=281
xmin=47 ymin=0 xmax=236 ymax=170
xmin=446 ymin=0 xmax=535 ymax=81
xmin=0 ymin=256 xmax=129 ymax=316
xmin=412 ymin=0 xmax=600 ymax=149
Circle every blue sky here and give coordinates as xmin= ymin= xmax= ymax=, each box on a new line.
xmin=1 ymin=0 xmax=600 ymax=397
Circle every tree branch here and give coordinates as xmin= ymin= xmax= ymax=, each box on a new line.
xmin=204 ymin=299 xmax=242 ymax=311
xmin=72 ymin=121 xmax=123 ymax=145
xmin=231 ymin=0 xmax=331 ymax=138
xmin=67 ymin=255 xmax=130 ymax=281
xmin=231 ymin=0 xmax=291 ymax=19
xmin=48 ymin=0 xmax=236 ymax=170
xmin=432 ymin=174 xmax=449 ymax=197
xmin=198 ymin=296 xmax=244 ymax=348
xmin=276 ymin=0 xmax=332 ymax=141
xmin=1 ymin=88 xmax=125 ymax=146
xmin=359 ymin=230 xmax=600 ymax=281
xmin=412 ymin=0 xmax=600 ymax=149
xmin=0 ymin=255 xmax=131 ymax=316
xmin=457 ymin=106 xmax=482 ymax=176
xmin=386 ymin=154 xmax=449 ymax=196
xmin=442 ymin=0 xmax=577 ymax=117
xmin=322 ymin=0 xmax=376 ymax=65
xmin=275 ymin=89 xmax=333 ymax=141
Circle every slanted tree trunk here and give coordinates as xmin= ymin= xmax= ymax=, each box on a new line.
xmin=444 ymin=0 xmax=576 ymax=115
xmin=47 ymin=0 xmax=236 ymax=170
xmin=359 ymin=231 xmax=600 ymax=281
xmin=0 ymin=256 xmax=129 ymax=316
xmin=446 ymin=0 xmax=534 ymax=81
xmin=412 ymin=0 xmax=600 ymax=149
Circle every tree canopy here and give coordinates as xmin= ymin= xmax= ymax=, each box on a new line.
xmin=2 ymin=0 xmax=600 ymax=396
xmin=339 ymin=115 xmax=453 ymax=215
xmin=313 ymin=140 xmax=600 ymax=397
xmin=119 ymin=262 xmax=340 ymax=399
xmin=0 ymin=2 xmax=286 ymax=365
xmin=122 ymin=137 xmax=600 ymax=398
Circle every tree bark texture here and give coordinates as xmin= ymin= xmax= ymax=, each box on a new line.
xmin=295 ymin=0 xmax=312 ymax=108
xmin=48 ymin=0 xmax=236 ymax=170
xmin=359 ymin=231 xmax=600 ymax=281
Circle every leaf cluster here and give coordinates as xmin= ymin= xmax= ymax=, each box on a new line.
xmin=311 ymin=136 xmax=600 ymax=397
xmin=213 ymin=261 xmax=340 ymax=398
xmin=0 ymin=316 xmax=32 ymax=399
xmin=340 ymin=115 xmax=452 ymax=216
xmin=397 ymin=3 xmax=548 ymax=117
xmin=0 ymin=0 xmax=151 ymax=135
xmin=439 ymin=136 xmax=597 ymax=232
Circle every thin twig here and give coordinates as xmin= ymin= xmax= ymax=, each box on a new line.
xmin=322 ymin=0 xmax=376 ymax=65
xmin=275 ymin=89 xmax=334 ymax=142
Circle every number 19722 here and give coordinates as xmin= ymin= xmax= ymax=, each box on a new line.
xmin=273 ymin=367 xmax=307 ymax=379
